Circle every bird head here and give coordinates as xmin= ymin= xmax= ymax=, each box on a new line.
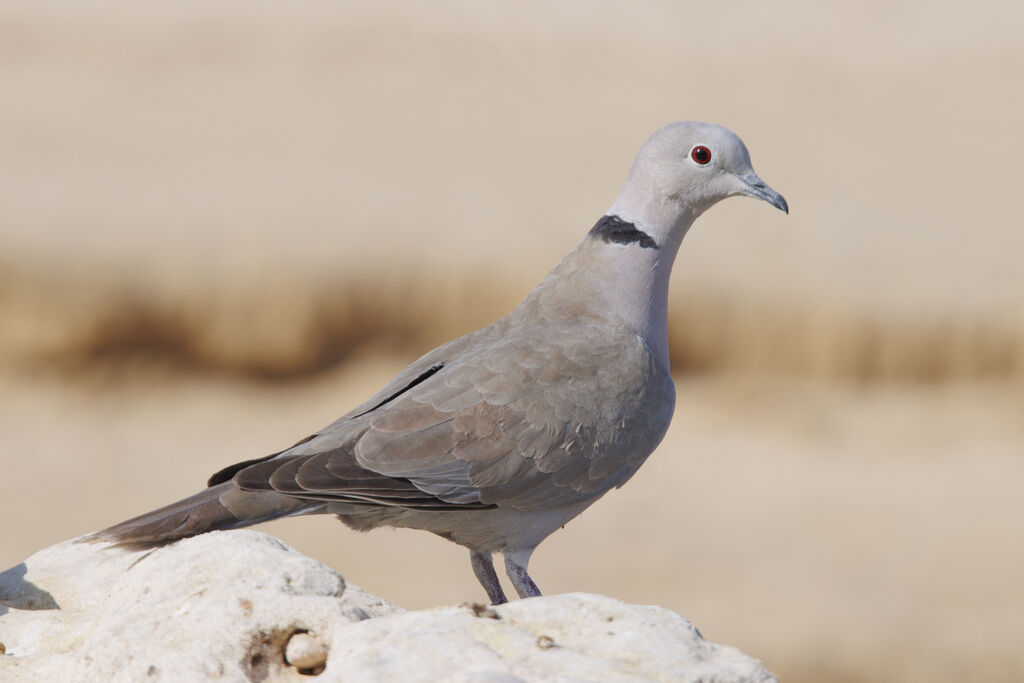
xmin=608 ymin=121 xmax=787 ymax=247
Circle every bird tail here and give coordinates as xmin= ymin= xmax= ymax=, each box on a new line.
xmin=85 ymin=482 xmax=316 ymax=549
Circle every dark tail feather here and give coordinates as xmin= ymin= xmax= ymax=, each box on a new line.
xmin=85 ymin=482 xmax=316 ymax=549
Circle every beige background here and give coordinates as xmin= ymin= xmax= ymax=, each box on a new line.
xmin=1 ymin=2 xmax=1022 ymax=681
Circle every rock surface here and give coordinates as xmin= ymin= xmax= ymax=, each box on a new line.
xmin=0 ymin=530 xmax=776 ymax=682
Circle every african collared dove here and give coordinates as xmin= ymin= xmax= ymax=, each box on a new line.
xmin=91 ymin=121 xmax=787 ymax=604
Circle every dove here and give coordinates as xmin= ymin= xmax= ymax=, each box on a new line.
xmin=91 ymin=121 xmax=787 ymax=604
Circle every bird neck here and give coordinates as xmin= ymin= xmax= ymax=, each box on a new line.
xmin=524 ymin=212 xmax=692 ymax=374
xmin=596 ymin=189 xmax=698 ymax=371
xmin=591 ymin=216 xmax=689 ymax=372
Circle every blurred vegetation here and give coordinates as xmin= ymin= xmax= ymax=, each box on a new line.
xmin=2 ymin=260 xmax=1021 ymax=382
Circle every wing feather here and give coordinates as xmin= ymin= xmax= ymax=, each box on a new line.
xmin=228 ymin=318 xmax=674 ymax=514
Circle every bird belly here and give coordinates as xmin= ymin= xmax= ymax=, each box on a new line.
xmin=329 ymin=499 xmax=594 ymax=553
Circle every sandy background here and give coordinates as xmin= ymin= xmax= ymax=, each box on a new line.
xmin=1 ymin=1 xmax=1022 ymax=681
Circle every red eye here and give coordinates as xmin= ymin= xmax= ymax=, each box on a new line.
xmin=690 ymin=145 xmax=712 ymax=165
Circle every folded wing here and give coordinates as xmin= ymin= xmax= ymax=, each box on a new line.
xmin=233 ymin=322 xmax=674 ymax=512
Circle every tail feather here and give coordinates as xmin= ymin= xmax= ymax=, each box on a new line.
xmin=86 ymin=482 xmax=316 ymax=549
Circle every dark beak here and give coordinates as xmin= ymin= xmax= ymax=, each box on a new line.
xmin=737 ymin=173 xmax=788 ymax=214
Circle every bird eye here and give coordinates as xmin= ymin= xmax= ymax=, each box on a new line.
xmin=690 ymin=145 xmax=712 ymax=165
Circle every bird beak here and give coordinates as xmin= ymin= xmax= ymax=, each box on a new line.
xmin=737 ymin=173 xmax=788 ymax=214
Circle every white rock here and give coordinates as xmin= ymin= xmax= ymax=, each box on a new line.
xmin=284 ymin=631 xmax=328 ymax=670
xmin=328 ymin=594 xmax=776 ymax=683
xmin=0 ymin=530 xmax=776 ymax=682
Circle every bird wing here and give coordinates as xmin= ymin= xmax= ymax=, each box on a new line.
xmin=232 ymin=320 xmax=675 ymax=512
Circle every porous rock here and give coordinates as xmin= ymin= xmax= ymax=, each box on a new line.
xmin=284 ymin=631 xmax=328 ymax=671
xmin=0 ymin=530 xmax=776 ymax=682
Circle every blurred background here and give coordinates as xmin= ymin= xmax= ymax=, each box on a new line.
xmin=1 ymin=1 xmax=1022 ymax=681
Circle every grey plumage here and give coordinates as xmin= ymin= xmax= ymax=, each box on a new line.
xmin=91 ymin=121 xmax=787 ymax=604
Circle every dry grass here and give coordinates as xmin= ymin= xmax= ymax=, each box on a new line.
xmin=3 ymin=261 xmax=1022 ymax=382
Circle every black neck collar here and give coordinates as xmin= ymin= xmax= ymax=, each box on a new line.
xmin=587 ymin=215 xmax=658 ymax=249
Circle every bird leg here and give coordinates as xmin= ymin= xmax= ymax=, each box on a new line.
xmin=470 ymin=550 xmax=508 ymax=605
xmin=504 ymin=551 xmax=542 ymax=599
